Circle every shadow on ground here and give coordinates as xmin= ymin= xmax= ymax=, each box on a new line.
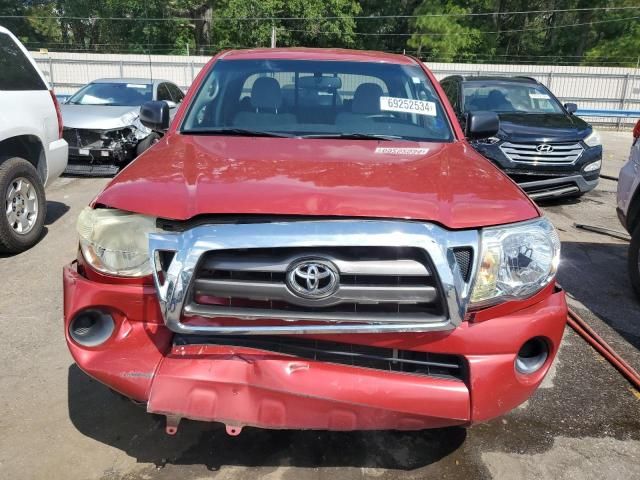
xmin=558 ymin=241 xmax=640 ymax=350
xmin=45 ymin=200 xmax=70 ymax=225
xmin=0 ymin=201 xmax=68 ymax=258
xmin=67 ymin=364 xmax=467 ymax=472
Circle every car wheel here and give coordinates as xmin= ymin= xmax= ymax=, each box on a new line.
xmin=135 ymin=133 xmax=161 ymax=156
xmin=0 ymin=157 xmax=47 ymax=253
xmin=629 ymin=225 xmax=640 ymax=299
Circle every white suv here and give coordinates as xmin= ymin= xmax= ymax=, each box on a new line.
xmin=0 ymin=26 xmax=67 ymax=252
xmin=616 ymin=119 xmax=640 ymax=298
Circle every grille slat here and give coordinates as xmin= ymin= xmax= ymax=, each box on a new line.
xmin=200 ymin=255 xmax=430 ymax=276
xmin=500 ymin=142 xmax=584 ymax=165
xmin=194 ymin=278 xmax=438 ymax=306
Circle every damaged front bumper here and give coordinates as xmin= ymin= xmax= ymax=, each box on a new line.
xmin=63 ymin=126 xmax=149 ymax=175
xmin=63 ymin=262 xmax=567 ymax=434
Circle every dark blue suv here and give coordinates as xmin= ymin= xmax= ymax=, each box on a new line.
xmin=440 ymin=75 xmax=602 ymax=200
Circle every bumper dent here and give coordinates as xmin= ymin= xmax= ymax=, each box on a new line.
xmin=148 ymin=347 xmax=470 ymax=430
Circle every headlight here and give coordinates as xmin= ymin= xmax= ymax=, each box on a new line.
xmin=584 ymin=130 xmax=601 ymax=147
xmin=470 ymin=218 xmax=560 ymax=306
xmin=77 ymin=207 xmax=157 ymax=277
xmin=584 ymin=159 xmax=602 ymax=172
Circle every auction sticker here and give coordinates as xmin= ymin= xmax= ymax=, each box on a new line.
xmin=380 ymin=96 xmax=437 ymax=116
xmin=375 ymin=147 xmax=429 ymax=155
xmin=529 ymin=92 xmax=550 ymax=100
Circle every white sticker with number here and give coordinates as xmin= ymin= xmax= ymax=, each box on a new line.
xmin=529 ymin=93 xmax=550 ymax=100
xmin=380 ymin=96 xmax=437 ymax=116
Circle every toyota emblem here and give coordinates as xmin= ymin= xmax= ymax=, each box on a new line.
xmin=536 ymin=144 xmax=554 ymax=153
xmin=286 ymin=258 xmax=339 ymax=299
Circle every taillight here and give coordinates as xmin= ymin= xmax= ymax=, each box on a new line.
xmin=49 ymin=90 xmax=64 ymax=139
xmin=633 ymin=120 xmax=640 ymax=141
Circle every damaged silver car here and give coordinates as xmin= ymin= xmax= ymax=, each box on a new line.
xmin=61 ymin=78 xmax=184 ymax=175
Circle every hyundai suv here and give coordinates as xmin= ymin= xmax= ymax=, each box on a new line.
xmin=64 ymin=49 xmax=567 ymax=435
xmin=440 ymin=75 xmax=602 ymax=200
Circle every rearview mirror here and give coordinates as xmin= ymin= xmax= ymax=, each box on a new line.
xmin=140 ymin=101 xmax=170 ymax=131
xmin=466 ymin=111 xmax=499 ymax=140
xmin=564 ymin=103 xmax=578 ymax=114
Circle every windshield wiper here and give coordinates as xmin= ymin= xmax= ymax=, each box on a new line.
xmin=182 ymin=128 xmax=295 ymax=138
xmin=299 ymin=133 xmax=402 ymax=141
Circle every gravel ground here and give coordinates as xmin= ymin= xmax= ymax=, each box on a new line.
xmin=0 ymin=130 xmax=639 ymax=480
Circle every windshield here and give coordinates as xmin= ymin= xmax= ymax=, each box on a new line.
xmin=181 ymin=59 xmax=453 ymax=142
xmin=67 ymin=82 xmax=153 ymax=106
xmin=462 ymin=82 xmax=563 ymax=114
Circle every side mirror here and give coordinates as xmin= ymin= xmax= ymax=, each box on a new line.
xmin=564 ymin=103 xmax=578 ymax=114
xmin=140 ymin=101 xmax=170 ymax=131
xmin=466 ymin=111 xmax=499 ymax=140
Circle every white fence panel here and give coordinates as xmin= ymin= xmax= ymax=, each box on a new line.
xmin=31 ymin=51 xmax=640 ymax=127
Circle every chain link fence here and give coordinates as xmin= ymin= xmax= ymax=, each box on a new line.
xmin=32 ymin=51 xmax=640 ymax=128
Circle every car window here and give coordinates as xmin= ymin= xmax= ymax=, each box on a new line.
xmin=0 ymin=32 xmax=46 ymax=91
xmin=67 ymin=82 xmax=153 ymax=106
xmin=462 ymin=82 xmax=563 ymax=114
xmin=167 ymin=83 xmax=185 ymax=103
xmin=157 ymin=83 xmax=172 ymax=102
xmin=182 ymin=59 xmax=453 ymax=142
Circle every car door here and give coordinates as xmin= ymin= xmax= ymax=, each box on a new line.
xmin=156 ymin=82 xmax=179 ymax=120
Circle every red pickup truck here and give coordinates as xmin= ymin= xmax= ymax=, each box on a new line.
xmin=63 ymin=48 xmax=566 ymax=435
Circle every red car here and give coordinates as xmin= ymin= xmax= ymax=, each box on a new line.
xmin=63 ymin=48 xmax=566 ymax=435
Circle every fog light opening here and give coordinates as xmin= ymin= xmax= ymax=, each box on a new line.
xmin=515 ymin=337 xmax=549 ymax=375
xmin=69 ymin=309 xmax=115 ymax=347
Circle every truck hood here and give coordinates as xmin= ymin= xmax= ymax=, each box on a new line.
xmin=94 ymin=135 xmax=539 ymax=229
xmin=60 ymin=104 xmax=141 ymax=130
xmin=497 ymin=113 xmax=592 ymax=143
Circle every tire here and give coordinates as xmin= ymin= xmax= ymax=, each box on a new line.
xmin=629 ymin=226 xmax=640 ymax=300
xmin=135 ymin=133 xmax=160 ymax=156
xmin=0 ymin=157 xmax=47 ymax=253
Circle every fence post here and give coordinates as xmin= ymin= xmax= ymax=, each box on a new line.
xmin=119 ymin=60 xmax=124 ymax=78
xmin=547 ymin=71 xmax=553 ymax=89
xmin=48 ymin=57 xmax=54 ymax=88
xmin=191 ymin=60 xmax=195 ymax=83
xmin=617 ymin=73 xmax=630 ymax=130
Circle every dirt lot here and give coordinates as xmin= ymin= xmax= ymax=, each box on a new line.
xmin=1 ymin=131 xmax=639 ymax=480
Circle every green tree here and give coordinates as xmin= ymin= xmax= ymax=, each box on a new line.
xmin=211 ymin=0 xmax=361 ymax=50
xmin=408 ymin=1 xmax=481 ymax=61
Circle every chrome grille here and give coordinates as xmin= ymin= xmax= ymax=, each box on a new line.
xmin=188 ymin=247 xmax=442 ymax=322
xmin=149 ymin=220 xmax=479 ymax=335
xmin=500 ymin=142 xmax=584 ymax=165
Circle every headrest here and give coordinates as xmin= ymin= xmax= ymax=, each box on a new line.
xmin=352 ymin=83 xmax=384 ymax=114
xmin=251 ymin=77 xmax=282 ymax=110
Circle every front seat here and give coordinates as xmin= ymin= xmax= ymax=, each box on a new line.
xmin=335 ymin=83 xmax=385 ymax=126
xmin=233 ymin=77 xmax=295 ymax=128
xmin=486 ymin=89 xmax=514 ymax=111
